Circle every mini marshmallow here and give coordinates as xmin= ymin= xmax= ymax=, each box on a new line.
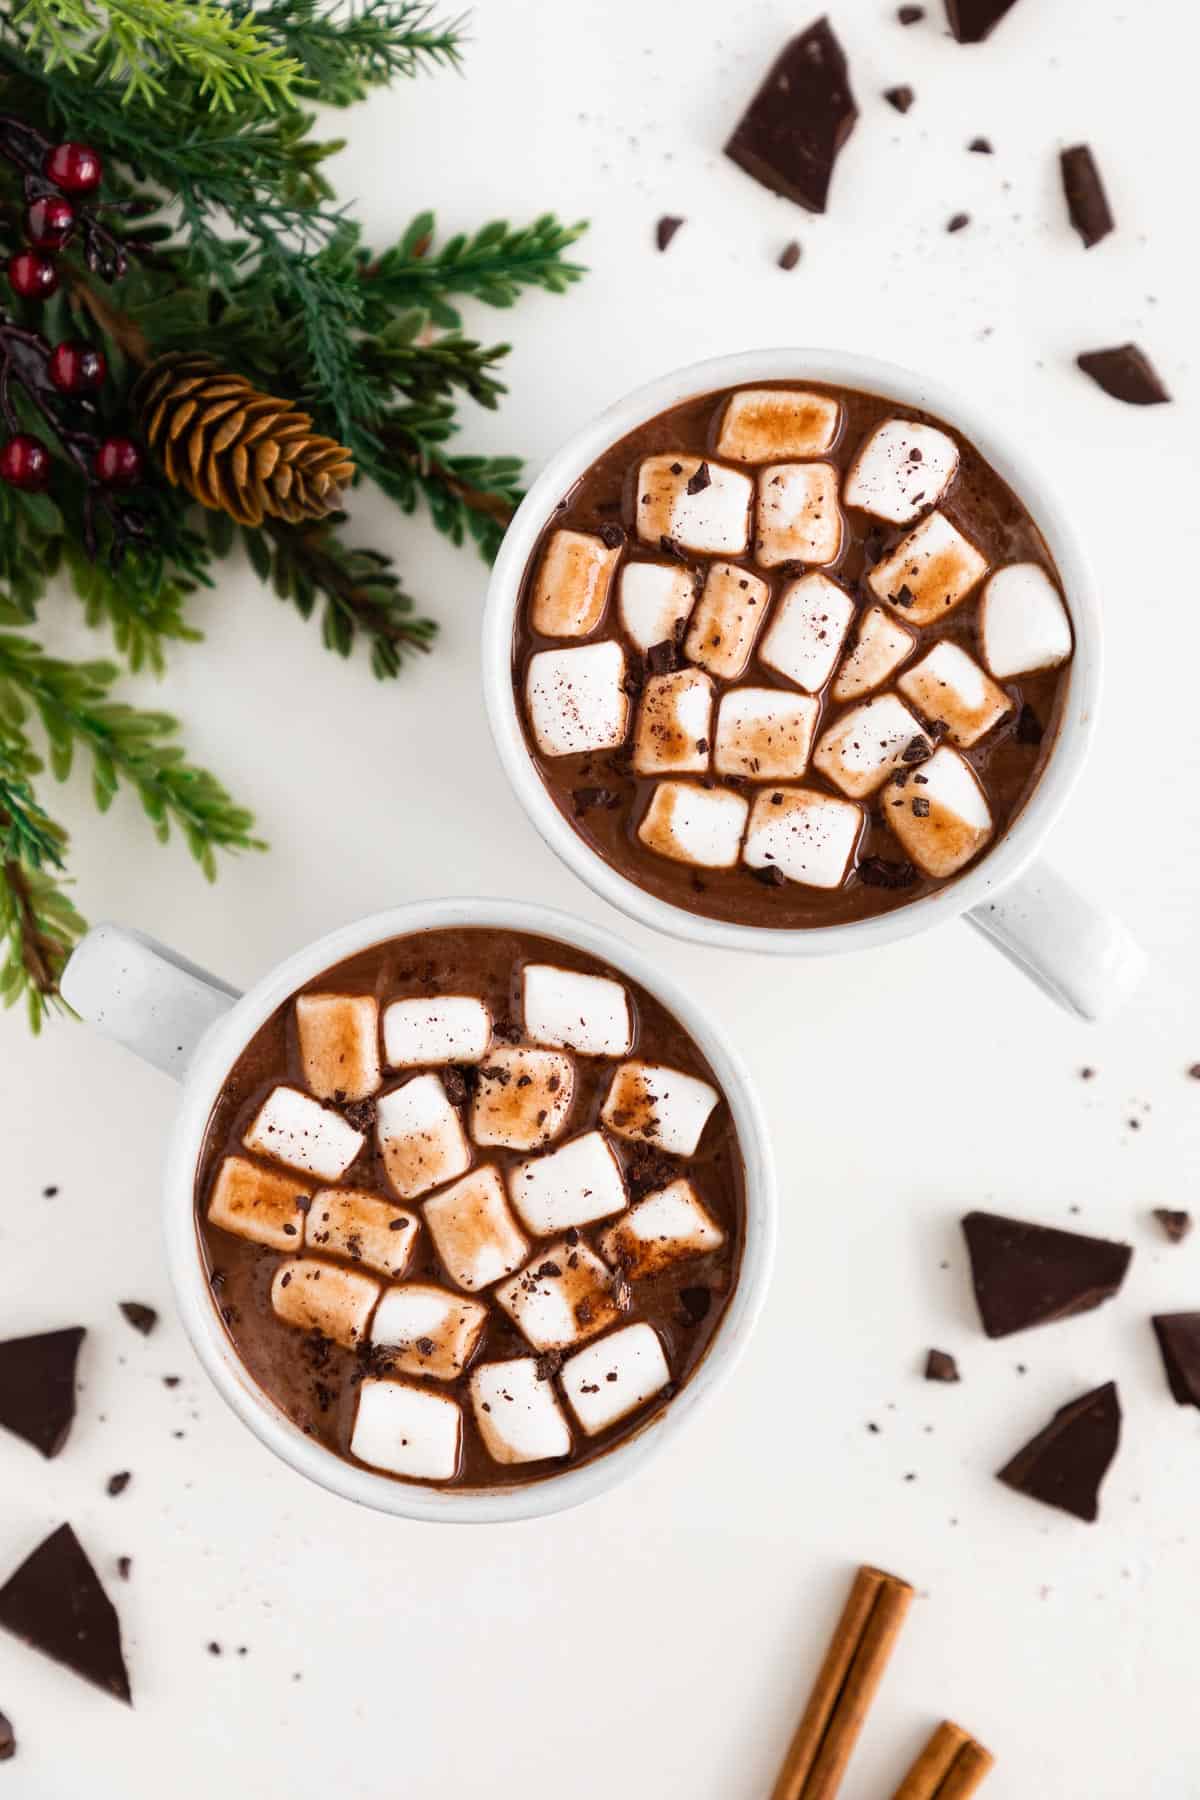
xmin=351 ymin=1377 xmax=461 ymax=1482
xmin=636 ymin=455 xmax=754 ymax=555
xmin=371 ymin=1282 xmax=488 ymax=1381
xmin=469 ymin=1358 xmax=572 ymax=1465
xmin=883 ymin=745 xmax=993 ymax=878
xmin=423 ymin=1165 xmax=530 ymax=1292
xmin=507 ymin=1130 xmax=627 ymax=1236
xmin=637 ymin=780 xmax=749 ymax=868
xmin=812 ymin=693 xmax=925 ymax=798
xmin=376 ymin=1074 xmax=470 ymax=1200
xmin=633 ymin=669 xmax=714 ymax=776
xmin=525 ymin=640 xmax=629 ymax=757
xmin=244 ymin=1085 xmax=363 ymax=1181
xmin=382 ymin=995 xmax=492 ymax=1068
xmin=716 ymin=388 xmax=841 ymax=463
xmin=295 ymin=993 xmax=380 ymax=1102
xmin=618 ymin=562 xmax=696 ymax=653
xmin=831 ymin=604 xmax=915 ymax=702
xmin=980 ymin=562 xmax=1073 ymax=679
xmin=600 ymin=1180 xmax=725 ymax=1278
xmin=898 ymin=641 xmax=1012 ymax=748
xmin=601 ymin=1061 xmax=719 ymax=1158
xmin=868 ymin=510 xmax=988 ymax=625
xmin=759 ymin=572 xmax=855 ymax=692
xmin=207 ymin=1156 xmax=311 ymax=1251
xmin=271 ymin=1256 xmax=380 ymax=1347
xmin=843 ymin=418 xmax=959 ymax=523
xmin=304 ymin=1187 xmax=419 ymax=1279
xmin=561 ymin=1323 xmax=671 ymax=1437
xmin=755 ymin=463 xmax=842 ymax=567
xmin=742 ymin=786 xmax=862 ymax=889
xmin=530 ymin=529 xmax=620 ymax=638
xmin=495 ymin=1239 xmax=623 ymax=1352
xmin=470 ymin=1045 xmax=575 ymax=1152
xmin=713 ymin=687 xmax=818 ymax=781
xmin=522 ymin=964 xmax=632 ymax=1058
xmin=683 ymin=562 xmax=771 ymax=680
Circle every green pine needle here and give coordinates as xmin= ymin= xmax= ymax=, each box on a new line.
xmin=255 ymin=1 xmax=466 ymax=103
xmin=367 ymin=212 xmax=588 ymax=328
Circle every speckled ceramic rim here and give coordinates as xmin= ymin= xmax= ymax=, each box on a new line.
xmin=163 ymin=898 xmax=776 ymax=1524
xmin=482 ymin=347 xmax=1101 ymax=956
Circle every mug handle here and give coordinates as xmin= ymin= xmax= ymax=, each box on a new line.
xmin=61 ymin=923 xmax=241 ymax=1081
xmin=966 ymin=860 xmax=1145 ymax=1021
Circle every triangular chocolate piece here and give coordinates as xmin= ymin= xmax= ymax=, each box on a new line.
xmin=1151 ymin=1314 xmax=1200 ymax=1408
xmin=0 ymin=1327 xmax=85 ymax=1457
xmin=0 ymin=1525 xmax=130 ymax=1705
xmin=945 ymin=0 xmax=1021 ymax=42
xmin=962 ymin=1212 xmax=1131 ymax=1338
xmin=997 ymin=1382 xmax=1120 ymax=1523
xmin=724 ymin=19 xmax=859 ymax=215
xmin=118 ymin=1302 xmax=158 ymax=1337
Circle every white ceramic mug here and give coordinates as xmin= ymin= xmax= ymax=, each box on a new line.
xmin=483 ymin=349 xmax=1144 ymax=1020
xmin=61 ymin=898 xmax=776 ymax=1523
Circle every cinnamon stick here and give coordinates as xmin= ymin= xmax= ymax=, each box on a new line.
xmin=892 ymin=1720 xmax=995 ymax=1799
xmin=771 ymin=1564 xmax=914 ymax=1800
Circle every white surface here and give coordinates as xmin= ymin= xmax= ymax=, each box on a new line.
xmin=1 ymin=0 xmax=1197 ymax=1794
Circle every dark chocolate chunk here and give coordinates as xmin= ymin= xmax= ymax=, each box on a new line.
xmin=598 ymin=522 xmax=625 ymax=550
xmin=911 ymin=796 xmax=930 ymax=818
xmin=340 ymin=1096 xmax=376 ymax=1133
xmin=441 ymin=1064 xmax=477 ymax=1107
xmin=536 ymin=1261 xmax=562 ymax=1280
xmin=968 ymin=135 xmax=993 ymax=152
xmin=116 ymin=1557 xmax=132 ymax=1581
xmin=946 ymin=211 xmax=970 ymax=232
xmin=572 ymin=785 xmax=620 ymax=817
xmin=751 ymin=864 xmax=786 ymax=886
xmin=1015 ymin=703 xmax=1044 ymax=745
xmin=645 ymin=639 xmax=678 ymax=675
xmin=118 ymin=1302 xmax=158 ymax=1337
xmin=724 ymin=18 xmax=859 ymax=215
xmin=884 ymin=84 xmax=914 ymax=113
xmin=925 ymin=1349 xmax=960 ymax=1382
xmin=679 ymin=1287 xmax=712 ymax=1325
xmin=901 ymin=734 xmax=932 ymax=764
xmin=857 ymin=856 xmax=917 ymax=890
xmin=997 ymin=1381 xmax=1120 ymax=1523
xmin=0 ymin=1711 xmax=12 ymax=1761
xmin=945 ymin=0 xmax=1021 ymax=43
xmin=655 ymin=215 xmax=684 ymax=252
xmin=0 ymin=1524 xmax=131 ymax=1703
xmin=778 ymin=240 xmax=802 ymax=270
xmin=898 ymin=4 xmax=925 ymax=19
xmin=1076 ymin=344 xmax=1170 ymax=406
xmin=962 ymin=1210 xmax=1132 ymax=1338
xmin=1152 ymin=1208 xmax=1192 ymax=1245
xmin=1060 ymin=144 xmax=1114 ymax=249
xmin=1151 ymin=1314 xmax=1200 ymax=1408
xmin=685 ymin=461 xmax=712 ymax=496
xmin=0 ymin=1327 xmax=85 ymax=1459
xmin=106 ymin=1471 xmax=131 ymax=1497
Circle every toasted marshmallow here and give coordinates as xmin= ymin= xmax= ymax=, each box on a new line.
xmin=495 ymin=1239 xmax=623 ymax=1351
xmin=471 ymin=1045 xmax=575 ymax=1151
xmin=618 ymin=562 xmax=697 ymax=653
xmin=980 ymin=563 xmax=1073 ymax=679
xmin=713 ymin=687 xmax=818 ymax=781
xmin=600 ymin=1180 xmax=725 ymax=1277
xmin=759 ymin=572 xmax=855 ymax=692
xmin=743 ymin=786 xmax=862 ymax=889
xmin=530 ymin=529 xmax=620 ymax=638
xmin=561 ymin=1324 xmax=671 ymax=1437
xmin=469 ymin=1358 xmax=572 ymax=1465
xmin=304 ymin=1188 xmax=418 ymax=1279
xmin=898 ymin=641 xmax=1012 ymax=747
xmin=637 ymin=780 xmax=749 ymax=868
xmin=244 ymin=1085 xmax=363 ymax=1181
xmin=351 ymin=1377 xmax=461 ymax=1481
xmin=635 ymin=455 xmax=753 ymax=555
xmin=831 ymin=604 xmax=915 ymax=702
xmin=813 ymin=694 xmax=925 ymax=798
xmin=633 ymin=668 xmax=714 ymax=776
xmin=601 ymin=1061 xmax=719 ymax=1157
xmin=507 ymin=1130 xmax=627 ymax=1236
xmin=207 ymin=1156 xmax=310 ymax=1251
xmin=716 ymin=388 xmax=841 ymax=462
xmin=376 ymin=1074 xmax=470 ymax=1200
xmin=883 ymin=746 xmax=993 ymax=877
xmin=382 ymin=996 xmax=492 ymax=1068
xmin=525 ymin=641 xmax=629 ymax=757
xmin=522 ymin=964 xmax=632 ymax=1058
xmin=755 ymin=463 xmax=842 ymax=567
xmin=371 ymin=1283 xmax=488 ymax=1381
xmin=684 ymin=562 xmax=771 ymax=680
xmin=271 ymin=1256 xmax=380 ymax=1347
xmin=423 ymin=1165 xmax=530 ymax=1292
xmin=295 ymin=994 xmax=380 ymax=1103
xmin=843 ymin=419 xmax=959 ymax=523
xmin=868 ymin=510 xmax=988 ymax=625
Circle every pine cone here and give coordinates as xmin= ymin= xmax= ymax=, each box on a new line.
xmin=134 ymin=353 xmax=354 ymax=528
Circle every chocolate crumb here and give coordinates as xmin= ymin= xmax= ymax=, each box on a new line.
xmin=118 ymin=1302 xmax=158 ymax=1337
xmin=207 ymin=1641 xmax=222 ymax=1656
xmin=536 ymin=1261 xmax=562 ymax=1280
xmin=598 ymin=522 xmax=625 ymax=550
xmin=1153 ymin=1209 xmax=1192 ymax=1245
xmin=162 ymin=1375 xmax=181 ymax=1387
xmin=778 ymin=240 xmax=802 ymax=270
xmin=884 ymin=85 xmax=914 ymax=114
xmin=340 ymin=1096 xmax=376 ymax=1133
xmin=968 ymin=135 xmax=993 ymax=153
xmin=858 ymin=856 xmax=917 ymax=890
xmin=655 ymin=215 xmax=684 ymax=252
xmin=925 ymin=1349 xmax=960 ymax=1383
xmin=106 ymin=1471 xmax=131 ymax=1497
xmin=116 ymin=1556 xmax=132 ymax=1580
xmin=946 ymin=212 xmax=971 ymax=233
xmin=897 ymin=4 xmax=924 ymax=18
xmin=573 ymin=785 xmax=620 ymax=816
xmin=911 ymin=796 xmax=931 ymax=817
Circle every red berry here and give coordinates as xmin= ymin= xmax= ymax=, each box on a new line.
xmin=94 ymin=436 xmax=142 ymax=487
xmin=25 ymin=195 xmax=76 ymax=251
xmin=44 ymin=142 xmax=102 ymax=193
xmin=7 ymin=251 xmax=59 ymax=301
xmin=48 ymin=342 xmax=107 ymax=395
xmin=0 ymin=435 xmax=51 ymax=492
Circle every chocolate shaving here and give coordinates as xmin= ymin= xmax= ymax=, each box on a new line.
xmin=924 ymin=1349 xmax=960 ymax=1383
xmin=962 ymin=1210 xmax=1132 ymax=1338
xmin=118 ymin=1302 xmax=158 ymax=1337
xmin=1151 ymin=1314 xmax=1200 ymax=1408
xmin=655 ymin=215 xmax=684 ymax=252
xmin=0 ymin=1327 xmax=85 ymax=1459
xmin=0 ymin=1524 xmax=131 ymax=1703
xmin=997 ymin=1381 xmax=1120 ymax=1523
xmin=945 ymin=0 xmax=1022 ymax=43
xmin=1076 ymin=343 xmax=1170 ymax=406
xmin=724 ymin=18 xmax=859 ymax=215
xmin=884 ymin=85 xmax=914 ymax=113
xmin=1152 ymin=1208 xmax=1192 ymax=1245
xmin=1060 ymin=144 xmax=1114 ymax=249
